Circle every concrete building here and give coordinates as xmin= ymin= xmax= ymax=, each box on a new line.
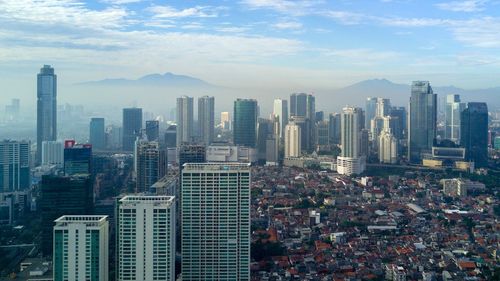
xmin=273 ymin=98 xmax=288 ymax=141
xmin=177 ymin=96 xmax=194 ymax=146
xmin=53 ymin=215 xmax=109 ymax=281
xmin=337 ymin=107 xmax=365 ymax=175
xmin=116 ymin=196 xmax=175 ymax=281
xmin=379 ymin=117 xmax=398 ymax=164
xmin=198 ymin=96 xmax=215 ymax=145
xmin=181 ymin=163 xmax=250 ymax=281
xmin=0 ymin=140 xmax=31 ymax=192
xmin=90 ymin=118 xmax=106 ymax=150
xmin=41 ymin=140 xmax=63 ymax=168
xmin=285 ymin=123 xmax=301 ymax=158
xmin=205 ymin=145 xmax=257 ymax=163
xmin=135 ymin=141 xmax=167 ymax=193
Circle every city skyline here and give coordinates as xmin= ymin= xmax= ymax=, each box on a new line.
xmin=1 ymin=1 xmax=500 ymax=110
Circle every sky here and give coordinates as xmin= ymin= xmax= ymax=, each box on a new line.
xmin=1 ymin=0 xmax=500 ymax=109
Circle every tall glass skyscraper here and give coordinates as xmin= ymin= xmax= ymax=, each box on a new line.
xmin=289 ymin=93 xmax=315 ymax=151
xmin=176 ymin=96 xmax=194 ymax=146
xmin=273 ymin=98 xmax=288 ymax=141
xmin=37 ymin=65 xmax=57 ymax=164
xmin=90 ymin=117 xmax=106 ymax=150
xmin=408 ymin=81 xmax=437 ymax=164
xmin=64 ymin=141 xmax=92 ymax=176
xmin=233 ymin=99 xmax=258 ymax=147
xmin=365 ymin=97 xmax=377 ymax=130
xmin=145 ymin=120 xmax=160 ymax=142
xmin=198 ymin=96 xmax=215 ymax=145
xmin=0 ymin=140 xmax=30 ymax=192
xmin=337 ymin=107 xmax=365 ymax=175
xmin=445 ymin=94 xmax=465 ymax=144
xmin=122 ymin=108 xmax=143 ymax=151
xmin=135 ymin=141 xmax=167 ymax=193
xmin=461 ymin=102 xmax=488 ymax=167
xmin=181 ymin=163 xmax=250 ymax=281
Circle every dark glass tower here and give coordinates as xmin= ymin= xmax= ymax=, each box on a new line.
xmin=122 ymin=108 xmax=142 ymax=151
xmin=89 ymin=117 xmax=105 ymax=150
xmin=37 ymin=65 xmax=57 ymax=164
xmin=289 ymin=93 xmax=315 ymax=151
xmin=233 ymin=99 xmax=257 ymax=147
xmin=461 ymin=102 xmax=488 ymax=167
xmin=64 ymin=141 xmax=92 ymax=176
xmin=145 ymin=120 xmax=160 ymax=142
xmin=40 ymin=174 xmax=93 ymax=256
xmin=0 ymin=140 xmax=30 ymax=192
xmin=198 ymin=96 xmax=215 ymax=146
xmin=408 ymin=81 xmax=437 ymax=163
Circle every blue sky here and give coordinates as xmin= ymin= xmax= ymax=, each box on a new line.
xmin=1 ymin=0 xmax=500 ymax=93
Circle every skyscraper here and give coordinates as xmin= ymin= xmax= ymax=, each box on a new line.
xmin=90 ymin=118 xmax=106 ymax=150
xmin=176 ymin=96 xmax=194 ymax=146
xmin=316 ymin=120 xmax=329 ymax=147
xmin=40 ymin=174 xmax=93 ymax=256
xmin=181 ymin=163 xmax=250 ymax=281
xmin=389 ymin=106 xmax=406 ymax=139
xmin=37 ymin=65 xmax=57 ymax=164
xmin=145 ymin=120 xmax=160 ymax=142
xmin=164 ymin=125 xmax=177 ymax=148
xmin=365 ymin=97 xmax=377 ymax=130
xmin=198 ymin=96 xmax=215 ymax=145
xmin=178 ymin=144 xmax=206 ymax=168
xmin=290 ymin=93 xmax=315 ymax=151
xmin=337 ymin=107 xmax=365 ymax=175
xmin=408 ymin=81 xmax=437 ymax=164
xmin=273 ymin=99 xmax=288 ymax=140
xmin=257 ymin=118 xmax=274 ymax=162
xmin=135 ymin=141 xmax=167 ymax=193
xmin=42 ymin=140 xmax=64 ymax=168
xmin=53 ymin=215 xmax=109 ymax=281
xmin=375 ymin=98 xmax=391 ymax=118
xmin=220 ymin=111 xmax=231 ymax=130
xmin=379 ymin=117 xmax=398 ymax=164
xmin=329 ymin=113 xmax=341 ymax=145
xmin=461 ymin=102 xmax=488 ymax=167
xmin=233 ymin=99 xmax=258 ymax=147
xmin=445 ymin=94 xmax=465 ymax=143
xmin=0 ymin=140 xmax=30 ymax=192
xmin=116 ymin=196 xmax=175 ymax=281
xmin=64 ymin=140 xmax=92 ymax=176
xmin=122 ymin=108 xmax=143 ymax=151
xmin=285 ymin=123 xmax=301 ymax=158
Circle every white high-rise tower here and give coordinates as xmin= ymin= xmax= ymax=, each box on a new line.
xmin=337 ymin=106 xmax=366 ymax=175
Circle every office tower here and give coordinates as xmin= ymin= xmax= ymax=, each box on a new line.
xmin=198 ymin=96 xmax=215 ymax=145
xmin=106 ymin=125 xmax=122 ymax=150
xmin=178 ymin=144 xmax=206 ymax=168
xmin=233 ymin=99 xmax=258 ymax=147
xmin=389 ymin=106 xmax=406 ymax=139
xmin=145 ymin=120 xmax=160 ymax=142
xmin=273 ymin=99 xmax=288 ymax=140
xmin=285 ymin=123 xmax=301 ymax=158
xmin=41 ymin=140 xmax=64 ymax=168
xmin=64 ymin=140 xmax=92 ymax=176
xmin=461 ymin=102 xmax=488 ymax=167
xmin=117 ymin=196 xmax=175 ymax=281
xmin=90 ymin=118 xmax=106 ymax=150
xmin=0 ymin=140 xmax=30 ymax=192
xmin=122 ymin=108 xmax=143 ymax=151
xmin=289 ymin=116 xmax=310 ymax=152
xmin=375 ymin=98 xmax=391 ymax=118
xmin=359 ymin=129 xmax=370 ymax=157
xmin=164 ymin=125 xmax=177 ymax=148
xmin=445 ymin=95 xmax=465 ymax=143
xmin=135 ymin=141 xmax=167 ymax=193
xmin=53 ymin=215 xmax=109 ymax=281
xmin=220 ymin=112 xmax=231 ymax=130
xmin=181 ymin=163 xmax=250 ymax=281
xmin=290 ymin=93 xmax=315 ymax=151
xmin=266 ymin=137 xmax=279 ymax=164
xmin=176 ymin=96 xmax=194 ymax=146
xmin=408 ymin=81 xmax=437 ymax=164
xmin=365 ymin=97 xmax=377 ymax=130
xmin=379 ymin=118 xmax=398 ymax=164
xmin=257 ymin=118 xmax=274 ymax=162
xmin=329 ymin=113 xmax=341 ymax=145
xmin=337 ymin=107 xmax=365 ymax=175
xmin=40 ymin=174 xmax=93 ymax=256
xmin=315 ymin=111 xmax=324 ymax=122
xmin=37 ymin=65 xmax=57 ymax=164
xmin=316 ymin=120 xmax=329 ymax=146
xmin=5 ymin=99 xmax=20 ymax=122
xmin=370 ymin=116 xmax=385 ymax=141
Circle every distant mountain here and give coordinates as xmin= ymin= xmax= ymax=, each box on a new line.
xmin=326 ymin=79 xmax=500 ymax=108
xmin=77 ymin=72 xmax=215 ymax=88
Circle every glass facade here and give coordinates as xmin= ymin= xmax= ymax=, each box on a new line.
xmin=461 ymin=102 xmax=489 ymax=167
xmin=233 ymin=99 xmax=257 ymax=147
xmin=37 ymin=65 xmax=57 ymax=164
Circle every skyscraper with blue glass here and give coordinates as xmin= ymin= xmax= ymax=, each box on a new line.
xmin=37 ymin=65 xmax=57 ymax=164
xmin=233 ymin=99 xmax=257 ymax=147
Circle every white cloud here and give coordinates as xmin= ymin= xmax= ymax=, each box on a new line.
xmin=322 ymin=11 xmax=366 ymax=25
xmin=273 ymin=21 xmax=303 ymax=30
xmin=451 ymin=17 xmax=500 ymax=47
xmin=147 ymin=5 xmax=221 ymax=18
xmin=241 ymin=0 xmax=322 ymax=15
xmin=380 ymin=17 xmax=449 ymax=27
xmin=436 ymin=0 xmax=487 ymax=12
xmin=100 ymin=0 xmax=142 ymax=4
xmin=0 ymin=0 xmax=130 ymax=30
